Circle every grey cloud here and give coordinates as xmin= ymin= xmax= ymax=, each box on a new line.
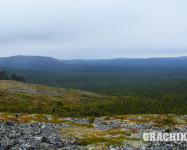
xmin=0 ymin=33 xmax=64 ymax=44
xmin=0 ymin=0 xmax=187 ymax=59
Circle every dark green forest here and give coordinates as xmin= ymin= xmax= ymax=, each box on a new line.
xmin=1 ymin=66 xmax=187 ymax=95
xmin=0 ymin=56 xmax=187 ymax=115
xmin=48 ymin=81 xmax=187 ymax=116
xmin=80 ymin=81 xmax=187 ymax=116
xmin=1 ymin=66 xmax=187 ymax=116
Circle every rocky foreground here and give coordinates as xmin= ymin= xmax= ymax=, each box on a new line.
xmin=0 ymin=113 xmax=187 ymax=150
xmin=0 ymin=120 xmax=83 ymax=150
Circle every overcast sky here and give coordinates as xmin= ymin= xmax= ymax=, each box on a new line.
xmin=0 ymin=0 xmax=187 ymax=59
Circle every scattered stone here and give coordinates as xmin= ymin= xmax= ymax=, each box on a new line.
xmin=45 ymin=115 xmax=54 ymax=120
xmin=129 ymin=117 xmax=138 ymax=120
xmin=61 ymin=118 xmax=89 ymax=124
xmin=164 ymin=128 xmax=171 ymax=133
xmin=0 ymin=121 xmax=83 ymax=150
xmin=5 ymin=120 xmax=13 ymax=126
xmin=0 ymin=115 xmax=187 ymax=150
xmin=126 ymin=133 xmax=131 ymax=136
xmin=108 ymin=141 xmax=187 ymax=150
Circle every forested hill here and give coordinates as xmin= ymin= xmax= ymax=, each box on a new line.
xmin=0 ymin=56 xmax=186 ymax=115
xmin=0 ymin=55 xmax=187 ymax=72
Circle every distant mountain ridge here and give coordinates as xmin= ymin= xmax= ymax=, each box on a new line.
xmin=0 ymin=55 xmax=187 ymax=72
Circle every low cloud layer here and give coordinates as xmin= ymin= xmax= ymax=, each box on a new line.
xmin=0 ymin=0 xmax=187 ymax=59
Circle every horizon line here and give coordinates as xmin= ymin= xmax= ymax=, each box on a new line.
xmin=0 ymin=55 xmax=187 ymax=61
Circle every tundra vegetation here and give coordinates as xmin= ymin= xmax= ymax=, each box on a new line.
xmin=0 ymin=80 xmax=186 ymax=116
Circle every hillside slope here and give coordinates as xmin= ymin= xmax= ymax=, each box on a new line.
xmin=0 ymin=80 xmax=186 ymax=116
xmin=0 ymin=80 xmax=110 ymax=115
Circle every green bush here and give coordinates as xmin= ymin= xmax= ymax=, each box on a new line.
xmin=56 ymin=101 xmax=63 ymax=106
xmin=88 ymin=116 xmax=95 ymax=124
xmin=163 ymin=117 xmax=175 ymax=125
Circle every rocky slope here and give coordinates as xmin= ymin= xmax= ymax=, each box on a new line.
xmin=0 ymin=113 xmax=186 ymax=150
xmin=0 ymin=121 xmax=83 ymax=150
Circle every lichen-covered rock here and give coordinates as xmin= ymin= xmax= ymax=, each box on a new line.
xmin=0 ymin=121 xmax=84 ymax=150
xmin=45 ymin=115 xmax=54 ymax=120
